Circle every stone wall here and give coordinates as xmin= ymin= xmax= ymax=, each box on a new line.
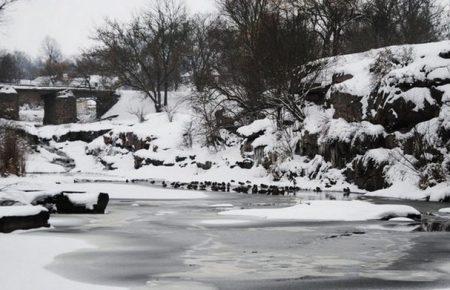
xmin=0 ymin=92 xmax=19 ymax=120
xmin=96 ymin=91 xmax=119 ymax=118
xmin=18 ymin=91 xmax=44 ymax=107
xmin=43 ymin=93 xmax=77 ymax=125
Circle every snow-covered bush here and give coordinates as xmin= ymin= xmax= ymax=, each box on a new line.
xmin=163 ymin=97 xmax=187 ymax=123
xmin=127 ymin=105 xmax=148 ymax=123
xmin=182 ymin=120 xmax=195 ymax=148
xmin=190 ymin=90 xmax=231 ymax=150
xmin=371 ymin=47 xmax=414 ymax=83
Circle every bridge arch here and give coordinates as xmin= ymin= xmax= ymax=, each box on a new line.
xmin=0 ymin=85 xmax=119 ymax=125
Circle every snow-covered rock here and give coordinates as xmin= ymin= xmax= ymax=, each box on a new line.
xmin=52 ymin=192 xmax=110 ymax=214
xmin=0 ymin=205 xmax=49 ymax=233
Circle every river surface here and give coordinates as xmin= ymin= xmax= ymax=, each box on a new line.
xmin=28 ymin=184 xmax=450 ymax=289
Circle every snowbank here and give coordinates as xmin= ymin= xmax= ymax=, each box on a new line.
xmin=220 ymin=200 xmax=420 ymax=221
xmin=0 ymin=205 xmax=47 ymax=218
xmin=64 ymin=192 xmax=100 ymax=210
xmin=438 ymin=208 xmax=450 ymax=214
xmin=0 ymin=86 xmax=17 ymax=94
xmin=237 ymin=118 xmax=273 ymax=137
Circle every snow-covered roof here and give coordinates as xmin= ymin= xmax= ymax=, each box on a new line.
xmin=0 ymin=86 xmax=17 ymax=95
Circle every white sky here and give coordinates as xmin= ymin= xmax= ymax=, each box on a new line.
xmin=0 ymin=0 xmax=216 ymax=58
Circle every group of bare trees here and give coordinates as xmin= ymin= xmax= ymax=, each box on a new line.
xmin=84 ymin=0 xmax=445 ymax=124
xmin=2 ymin=0 xmax=444 ymax=123
xmin=0 ymin=1 xmax=77 ymax=85
xmin=86 ymin=0 xmax=190 ymax=112
xmin=0 ymin=38 xmax=77 ymax=85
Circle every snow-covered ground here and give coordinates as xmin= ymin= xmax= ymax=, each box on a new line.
xmin=0 ymin=233 xmax=124 ymax=290
xmin=0 ymin=179 xmax=209 ymax=203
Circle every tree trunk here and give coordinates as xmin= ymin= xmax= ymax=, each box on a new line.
xmin=164 ymin=82 xmax=169 ymax=107
xmin=156 ymin=88 xmax=162 ymax=112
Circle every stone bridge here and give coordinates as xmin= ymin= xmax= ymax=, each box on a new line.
xmin=0 ymin=85 xmax=119 ymax=125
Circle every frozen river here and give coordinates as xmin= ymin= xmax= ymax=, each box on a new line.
xmin=8 ymin=184 xmax=450 ymax=290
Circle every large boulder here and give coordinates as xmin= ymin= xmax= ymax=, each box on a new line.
xmin=439 ymin=50 xmax=450 ymax=59
xmin=53 ymin=192 xmax=109 ymax=214
xmin=0 ymin=205 xmax=50 ymax=233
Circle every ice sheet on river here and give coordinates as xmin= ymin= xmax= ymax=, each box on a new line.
xmin=220 ymin=200 xmax=420 ymax=221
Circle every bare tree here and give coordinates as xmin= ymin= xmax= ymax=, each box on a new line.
xmin=0 ymin=0 xmax=17 ymax=22
xmin=0 ymin=52 xmax=21 ymax=83
xmin=40 ymin=36 xmax=72 ymax=85
xmin=303 ymin=0 xmax=362 ymax=57
xmin=163 ymin=95 xmax=186 ymax=122
xmin=345 ymin=0 xmax=443 ymax=53
xmin=190 ymin=90 xmax=228 ymax=149
xmin=208 ymin=1 xmax=322 ymax=124
xmin=398 ymin=0 xmax=442 ymax=44
xmin=146 ymin=0 xmax=191 ymax=107
xmin=188 ymin=15 xmax=222 ymax=92
xmin=91 ymin=0 xmax=190 ymax=112
xmin=128 ymin=105 xmax=148 ymax=123
xmin=212 ymin=0 xmax=274 ymax=118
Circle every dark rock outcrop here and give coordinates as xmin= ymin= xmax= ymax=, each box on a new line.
xmin=55 ymin=129 xmax=112 ymax=143
xmin=372 ymin=90 xmax=441 ymax=132
xmin=327 ymin=72 xmax=364 ymax=123
xmin=328 ymin=91 xmax=363 ymax=122
xmin=319 ymin=140 xmax=352 ymax=169
xmin=296 ymin=131 xmax=319 ymax=159
xmin=134 ymin=156 xmax=164 ymax=169
xmin=104 ymin=132 xmax=156 ymax=152
xmin=304 ymin=85 xmax=330 ymax=105
xmin=346 ymin=155 xmax=390 ymax=191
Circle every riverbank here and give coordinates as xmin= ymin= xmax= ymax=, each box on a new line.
xmin=2 ymin=182 xmax=450 ymax=289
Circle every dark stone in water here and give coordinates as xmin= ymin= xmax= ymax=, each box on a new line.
xmin=0 ymin=210 xmax=50 ymax=233
xmin=175 ymin=156 xmax=187 ymax=162
xmin=0 ymin=200 xmax=22 ymax=206
xmin=54 ymin=193 xmax=109 ymax=214
xmin=421 ymin=215 xmax=450 ymax=232
xmin=236 ymin=160 xmax=254 ymax=169
xmin=439 ymin=50 xmax=450 ymax=59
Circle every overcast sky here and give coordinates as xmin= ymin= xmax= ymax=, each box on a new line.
xmin=0 ymin=0 xmax=216 ymax=58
